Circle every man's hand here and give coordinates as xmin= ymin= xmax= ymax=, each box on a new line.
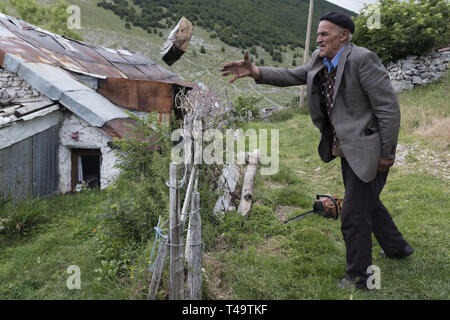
xmin=378 ymin=158 xmax=395 ymax=174
xmin=221 ymin=50 xmax=261 ymax=83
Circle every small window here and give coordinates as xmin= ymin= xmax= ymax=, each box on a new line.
xmin=71 ymin=149 xmax=101 ymax=191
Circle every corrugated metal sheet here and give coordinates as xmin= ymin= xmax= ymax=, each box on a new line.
xmin=0 ymin=13 xmax=192 ymax=139
xmin=32 ymin=124 xmax=59 ymax=198
xmin=0 ymin=14 xmax=192 ymax=87
xmin=17 ymin=61 xmax=87 ymax=100
xmin=0 ymin=125 xmax=59 ymax=200
xmin=60 ymin=89 xmax=128 ymax=127
xmin=0 ymin=137 xmax=33 ymax=201
xmin=97 ymin=78 xmax=173 ymax=114
xmin=3 ymin=53 xmax=128 ymax=127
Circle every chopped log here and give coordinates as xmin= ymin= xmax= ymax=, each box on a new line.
xmin=237 ymin=150 xmax=259 ymax=217
xmin=147 ymin=237 xmax=168 ymax=300
xmin=161 ymin=17 xmax=193 ymax=66
xmin=187 ymin=191 xmax=202 ymax=300
xmin=213 ymin=163 xmax=241 ymax=216
xmin=169 ymin=163 xmax=184 ymax=300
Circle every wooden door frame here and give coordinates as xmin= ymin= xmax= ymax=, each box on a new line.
xmin=70 ymin=148 xmax=101 ymax=190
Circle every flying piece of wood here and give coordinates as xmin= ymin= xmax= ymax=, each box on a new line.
xmin=161 ymin=17 xmax=193 ymax=66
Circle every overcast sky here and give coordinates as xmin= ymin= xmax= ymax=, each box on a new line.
xmin=325 ymin=0 xmax=379 ymax=13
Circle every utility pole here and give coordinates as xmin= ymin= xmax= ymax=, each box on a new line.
xmin=299 ymin=0 xmax=314 ymax=109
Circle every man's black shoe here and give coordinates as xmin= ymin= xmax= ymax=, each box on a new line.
xmin=337 ymin=275 xmax=368 ymax=291
xmin=380 ymin=244 xmax=414 ymax=259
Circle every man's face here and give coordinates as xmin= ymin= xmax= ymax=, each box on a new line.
xmin=316 ymin=20 xmax=346 ymax=59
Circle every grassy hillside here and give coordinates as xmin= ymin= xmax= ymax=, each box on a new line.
xmin=96 ymin=0 xmax=354 ymax=52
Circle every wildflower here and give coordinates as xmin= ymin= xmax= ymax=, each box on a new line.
xmin=93 ymin=229 xmax=97 ymax=233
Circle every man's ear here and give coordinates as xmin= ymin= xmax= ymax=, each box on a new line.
xmin=340 ymin=29 xmax=350 ymax=43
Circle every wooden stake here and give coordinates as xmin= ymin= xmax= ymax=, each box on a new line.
xmin=184 ymin=167 xmax=198 ymax=261
xmin=187 ymin=191 xmax=202 ymax=300
xmin=299 ymin=0 xmax=314 ymax=109
xmin=147 ymin=237 xmax=168 ymax=300
xmin=169 ymin=163 xmax=184 ymax=300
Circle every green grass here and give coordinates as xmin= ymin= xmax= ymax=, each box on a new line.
xmin=1 ymin=1 xmax=449 ymax=300
xmin=0 ymin=75 xmax=448 ymax=299
xmin=0 ymin=190 xmax=143 ymax=299
xmin=204 ymin=72 xmax=450 ymax=300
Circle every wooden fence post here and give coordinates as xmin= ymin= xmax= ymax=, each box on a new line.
xmin=147 ymin=237 xmax=168 ymax=300
xmin=169 ymin=162 xmax=184 ymax=300
xmin=187 ymin=191 xmax=202 ymax=300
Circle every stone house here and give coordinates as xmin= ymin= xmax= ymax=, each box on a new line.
xmin=0 ymin=14 xmax=191 ymax=201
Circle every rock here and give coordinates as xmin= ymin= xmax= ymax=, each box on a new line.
xmin=401 ymin=61 xmax=416 ymax=72
xmin=436 ymin=63 xmax=447 ymax=71
xmin=412 ymin=76 xmax=422 ymax=85
xmin=441 ymin=51 xmax=450 ymax=62
xmin=432 ymin=57 xmax=443 ymax=65
xmin=405 ymin=55 xmax=417 ymax=61
xmin=0 ymin=90 xmax=14 ymax=107
xmin=391 ymin=80 xmax=413 ymax=93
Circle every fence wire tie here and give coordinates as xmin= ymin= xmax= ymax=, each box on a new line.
xmin=148 ymin=217 xmax=168 ymax=272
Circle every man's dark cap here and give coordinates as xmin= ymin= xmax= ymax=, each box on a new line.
xmin=320 ymin=11 xmax=355 ymax=33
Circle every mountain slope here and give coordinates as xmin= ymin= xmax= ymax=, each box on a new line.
xmin=98 ymin=0 xmax=355 ymax=54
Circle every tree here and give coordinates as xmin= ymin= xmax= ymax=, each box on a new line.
xmin=353 ymin=0 xmax=450 ymax=63
xmin=200 ymin=45 xmax=206 ymax=54
xmin=10 ymin=0 xmax=83 ymax=40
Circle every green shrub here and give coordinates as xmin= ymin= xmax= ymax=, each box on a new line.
xmin=353 ymin=0 xmax=450 ymax=64
xmin=234 ymin=95 xmax=262 ymax=123
xmin=0 ymin=196 xmax=48 ymax=240
xmin=94 ymin=112 xmax=172 ymax=278
xmin=10 ymin=0 xmax=83 ymax=40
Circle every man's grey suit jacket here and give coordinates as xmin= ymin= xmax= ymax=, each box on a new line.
xmin=256 ymin=43 xmax=400 ymax=182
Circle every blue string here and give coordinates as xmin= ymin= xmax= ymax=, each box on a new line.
xmin=148 ymin=218 xmax=168 ymax=272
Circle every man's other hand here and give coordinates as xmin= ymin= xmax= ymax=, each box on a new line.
xmin=221 ymin=50 xmax=261 ymax=83
xmin=378 ymin=158 xmax=395 ymax=174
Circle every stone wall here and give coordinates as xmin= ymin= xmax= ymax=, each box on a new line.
xmin=387 ymin=50 xmax=450 ymax=93
xmin=0 ymin=67 xmax=43 ymax=105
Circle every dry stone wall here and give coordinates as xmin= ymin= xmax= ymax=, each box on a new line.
xmin=387 ymin=50 xmax=450 ymax=93
xmin=0 ymin=67 xmax=43 ymax=105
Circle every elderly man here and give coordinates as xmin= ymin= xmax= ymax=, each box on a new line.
xmin=221 ymin=11 xmax=413 ymax=290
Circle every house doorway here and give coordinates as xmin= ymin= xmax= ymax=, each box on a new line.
xmin=71 ymin=148 xmax=101 ymax=191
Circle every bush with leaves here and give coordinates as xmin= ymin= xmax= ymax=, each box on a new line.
xmin=94 ymin=112 xmax=172 ymax=279
xmin=10 ymin=0 xmax=83 ymax=40
xmin=233 ymin=95 xmax=263 ymax=123
xmin=353 ymin=0 xmax=450 ymax=64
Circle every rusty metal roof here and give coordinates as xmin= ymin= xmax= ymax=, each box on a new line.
xmin=0 ymin=13 xmax=192 ymax=138
xmin=0 ymin=13 xmax=190 ymax=86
